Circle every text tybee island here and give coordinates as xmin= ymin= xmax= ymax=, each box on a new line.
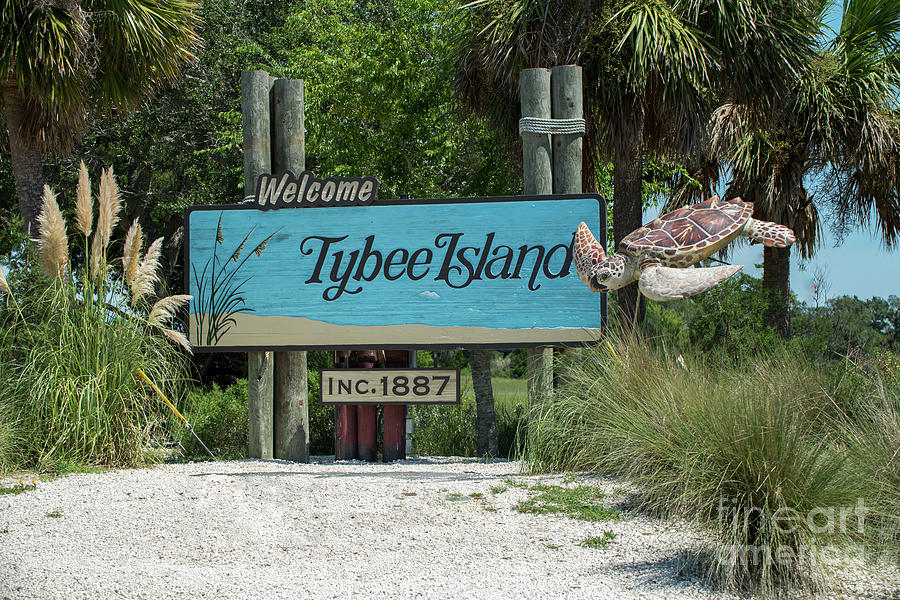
xmin=301 ymin=231 xmax=573 ymax=301
xmin=185 ymin=195 xmax=605 ymax=350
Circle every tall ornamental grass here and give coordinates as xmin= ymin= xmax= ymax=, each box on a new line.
xmin=0 ymin=163 xmax=189 ymax=470
xmin=842 ymin=352 xmax=900 ymax=560
xmin=527 ymin=331 xmax=891 ymax=596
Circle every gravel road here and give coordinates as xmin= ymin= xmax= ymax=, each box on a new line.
xmin=0 ymin=457 xmax=895 ymax=599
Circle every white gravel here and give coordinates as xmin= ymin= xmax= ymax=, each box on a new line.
xmin=0 ymin=457 xmax=895 ymax=599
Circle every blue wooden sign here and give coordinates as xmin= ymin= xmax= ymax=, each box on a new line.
xmin=185 ymin=194 xmax=605 ymax=350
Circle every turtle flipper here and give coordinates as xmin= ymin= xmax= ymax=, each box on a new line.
xmin=573 ymin=222 xmax=606 ymax=288
xmin=638 ymin=264 xmax=743 ymax=301
xmin=745 ymin=218 xmax=796 ymax=247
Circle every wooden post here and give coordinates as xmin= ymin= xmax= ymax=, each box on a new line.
xmin=335 ymin=406 xmax=358 ymax=460
xmin=520 ymin=69 xmax=553 ymax=196
xmin=271 ymin=79 xmax=305 ymax=172
xmin=551 ymin=65 xmax=582 ymax=194
xmin=271 ymin=78 xmax=310 ymax=463
xmin=383 ymin=404 xmax=405 ymax=462
xmin=242 ymin=70 xmax=274 ymax=459
xmin=520 ymin=68 xmax=554 ymax=419
xmin=550 ymin=65 xmax=594 ymax=353
xmin=357 ymin=405 xmax=377 ymax=462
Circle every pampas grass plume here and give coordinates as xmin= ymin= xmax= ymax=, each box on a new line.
xmin=162 ymin=328 xmax=193 ymax=354
xmin=148 ymin=294 xmax=192 ymax=328
xmin=0 ymin=267 xmax=8 ymax=294
xmin=123 ymin=219 xmax=143 ymax=288
xmin=37 ymin=185 xmax=69 ymax=279
xmin=131 ymin=237 xmax=163 ymax=305
xmin=75 ymin=160 xmax=93 ymax=237
xmin=90 ymin=166 xmax=122 ymax=275
xmin=149 ymin=294 xmax=193 ymax=354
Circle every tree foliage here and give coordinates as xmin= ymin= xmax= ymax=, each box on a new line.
xmin=0 ymin=0 xmax=519 ymax=284
xmin=280 ymin=0 xmax=518 ymax=199
xmin=453 ymin=0 xmax=820 ymax=325
xmin=0 ymin=0 xmax=201 ymax=234
xmin=685 ymin=0 xmax=900 ymax=336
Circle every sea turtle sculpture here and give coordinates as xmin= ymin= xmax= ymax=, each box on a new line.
xmin=573 ymin=196 xmax=796 ymax=301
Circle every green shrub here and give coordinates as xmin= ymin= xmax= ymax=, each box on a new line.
xmin=307 ymin=350 xmax=335 ymax=455
xmin=0 ymin=166 xmax=188 ymax=469
xmin=180 ymin=356 xmax=339 ymax=458
xmin=180 ymin=380 xmax=249 ymax=459
xmin=528 ymin=331 xmax=881 ymax=596
xmin=415 ymin=350 xmax=435 ymax=368
xmin=410 ymin=402 xmax=477 ymax=456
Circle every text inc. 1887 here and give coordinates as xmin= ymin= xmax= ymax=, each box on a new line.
xmin=319 ymin=368 xmax=460 ymax=405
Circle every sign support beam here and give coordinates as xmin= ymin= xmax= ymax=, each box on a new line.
xmin=271 ymin=78 xmax=310 ymax=463
xmin=521 ymin=68 xmax=555 ymax=427
xmin=521 ymin=65 xmax=586 ymax=444
xmin=242 ymin=70 xmax=275 ymax=459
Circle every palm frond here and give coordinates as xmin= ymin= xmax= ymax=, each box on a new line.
xmin=613 ymin=0 xmax=708 ymax=92
xmin=0 ymin=0 xmax=199 ymax=149
xmin=836 ymin=0 xmax=900 ymax=54
xmin=89 ymin=0 xmax=201 ymax=110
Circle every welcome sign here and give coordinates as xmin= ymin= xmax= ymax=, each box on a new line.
xmin=185 ymin=194 xmax=604 ymax=350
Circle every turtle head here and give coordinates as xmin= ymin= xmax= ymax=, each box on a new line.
xmin=573 ymin=222 xmax=637 ymax=292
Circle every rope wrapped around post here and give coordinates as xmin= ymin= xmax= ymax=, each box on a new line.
xmin=518 ymin=117 xmax=586 ymax=136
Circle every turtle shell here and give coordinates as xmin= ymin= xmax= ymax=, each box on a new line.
xmin=620 ymin=197 xmax=753 ymax=266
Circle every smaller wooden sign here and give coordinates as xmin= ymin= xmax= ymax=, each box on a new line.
xmin=255 ymin=170 xmax=379 ymax=209
xmin=320 ymin=368 xmax=460 ymax=405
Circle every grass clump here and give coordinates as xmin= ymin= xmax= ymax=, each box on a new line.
xmin=513 ymin=483 xmax=621 ymax=522
xmin=0 ymin=480 xmax=37 ymax=495
xmin=841 ymin=356 xmax=900 ymax=559
xmin=527 ymin=331 xmax=885 ymax=597
xmin=0 ymin=402 xmax=24 ymax=474
xmin=0 ymin=164 xmax=188 ymax=471
xmin=580 ymin=530 xmax=616 ymax=549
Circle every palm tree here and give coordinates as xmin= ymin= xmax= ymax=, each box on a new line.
xmin=468 ymin=348 xmax=499 ymax=456
xmin=454 ymin=0 xmax=819 ymax=325
xmin=1 ymin=0 xmax=200 ymax=236
xmin=697 ymin=0 xmax=900 ymax=336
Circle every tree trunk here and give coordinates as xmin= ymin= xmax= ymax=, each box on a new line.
xmin=2 ymin=81 xmax=45 ymax=237
xmin=762 ymin=245 xmax=791 ymax=338
xmin=469 ymin=349 xmax=498 ymax=457
xmin=613 ymin=107 xmax=645 ymax=328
